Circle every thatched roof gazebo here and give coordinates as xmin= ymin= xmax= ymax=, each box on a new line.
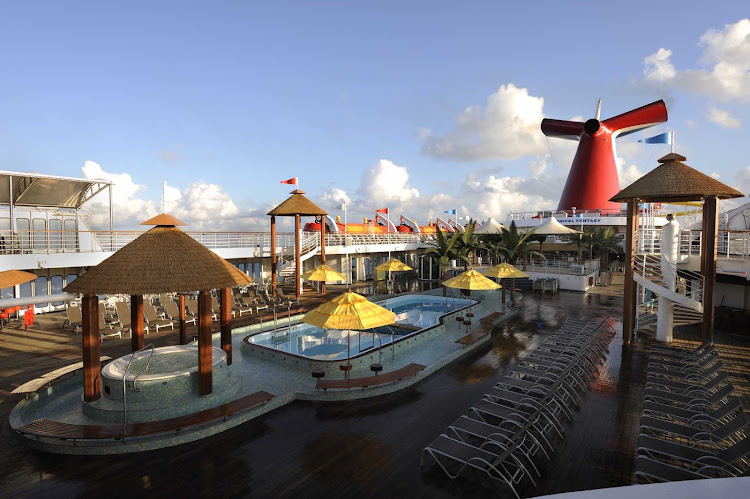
xmin=610 ymin=153 xmax=743 ymax=345
xmin=64 ymin=214 xmax=252 ymax=401
xmin=267 ymin=189 xmax=328 ymax=298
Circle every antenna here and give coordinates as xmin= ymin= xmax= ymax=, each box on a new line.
xmin=594 ymin=99 xmax=602 ymax=120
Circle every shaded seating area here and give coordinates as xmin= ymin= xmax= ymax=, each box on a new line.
xmin=633 ymin=342 xmax=750 ymax=482
xmin=421 ymin=317 xmax=615 ymax=498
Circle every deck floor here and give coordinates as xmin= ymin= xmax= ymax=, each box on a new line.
xmin=1 ymin=276 xmax=749 ymax=497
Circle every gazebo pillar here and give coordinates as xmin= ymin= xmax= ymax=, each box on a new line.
xmin=198 ymin=289 xmax=213 ymax=395
xmin=271 ymin=215 xmax=277 ymax=295
xmin=82 ymin=293 xmax=101 ymax=402
xmin=178 ymin=294 xmax=187 ymax=345
xmin=320 ymin=220 xmax=326 ymax=294
xmin=295 ymin=214 xmax=302 ymax=299
xmin=130 ymin=294 xmax=144 ymax=352
xmin=622 ymin=199 xmax=639 ymax=345
xmin=220 ymin=287 xmax=232 ymax=365
xmin=702 ymin=196 xmax=719 ymax=342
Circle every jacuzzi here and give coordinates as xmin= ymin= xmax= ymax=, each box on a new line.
xmin=101 ymin=345 xmax=228 ymax=404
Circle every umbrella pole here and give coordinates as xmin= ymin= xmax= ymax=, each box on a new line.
xmin=501 ymin=278 xmax=506 ymax=306
xmin=347 ymin=329 xmax=351 ymax=380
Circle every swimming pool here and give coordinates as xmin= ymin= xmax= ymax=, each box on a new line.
xmin=246 ymin=294 xmax=473 ymax=360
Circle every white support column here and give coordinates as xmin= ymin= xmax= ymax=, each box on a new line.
xmin=656 ymin=214 xmax=680 ymax=342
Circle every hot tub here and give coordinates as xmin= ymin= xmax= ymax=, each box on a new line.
xmin=101 ymin=345 xmax=228 ymax=404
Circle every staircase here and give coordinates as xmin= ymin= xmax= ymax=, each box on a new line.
xmin=634 ymin=251 xmax=704 ymax=334
xmin=276 ymin=232 xmax=320 ymax=282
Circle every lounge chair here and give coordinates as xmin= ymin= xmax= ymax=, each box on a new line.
xmin=643 ymin=382 xmax=735 ymax=410
xmin=63 ymin=303 xmax=82 ymax=333
xmin=642 ymin=396 xmax=743 ymax=426
xmin=163 ymin=300 xmax=197 ymax=325
xmin=143 ymin=304 xmax=174 ymax=332
xmin=114 ymin=301 xmax=133 ymax=335
xmin=639 ymin=412 xmax=749 ymax=447
xmin=633 ymin=455 xmax=735 ymax=483
xmin=636 ymin=433 xmax=750 ymax=476
xmin=187 ymin=298 xmax=217 ymax=322
xmin=420 ymin=434 xmax=530 ymax=499
xmin=276 ymin=287 xmax=299 ymax=305
xmin=98 ymin=303 xmax=123 ymax=342
xmin=211 ymin=296 xmax=236 ymax=319
xmin=645 ymin=371 xmax=730 ymax=395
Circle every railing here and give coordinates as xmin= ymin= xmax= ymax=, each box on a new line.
xmin=519 ymin=256 xmax=600 ymax=276
xmin=636 ymin=228 xmax=750 ymax=260
xmin=634 ymin=254 xmax=704 ymax=305
xmin=507 ymin=208 xmax=626 ymax=221
xmin=325 ymin=232 xmax=435 ymax=247
xmin=122 ymin=343 xmax=155 ymax=434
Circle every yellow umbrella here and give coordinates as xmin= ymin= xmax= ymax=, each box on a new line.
xmin=442 ymin=269 xmax=500 ymax=325
xmin=483 ymin=263 xmax=526 ymax=306
xmin=300 ymin=264 xmax=347 ymax=282
xmin=374 ymin=258 xmax=413 ymax=272
xmin=302 ymin=290 xmax=395 ymax=378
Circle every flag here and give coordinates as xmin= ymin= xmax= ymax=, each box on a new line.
xmin=162 ymin=181 xmax=182 ymax=202
xmin=375 ymin=208 xmax=388 ymax=214
xmin=280 ymin=177 xmax=298 ymax=185
xmin=574 ymin=214 xmax=582 ymax=218
xmin=638 ymin=132 xmax=672 ymax=144
xmin=444 ymin=209 xmax=456 ymax=215
xmin=336 ymin=203 xmax=347 ymax=210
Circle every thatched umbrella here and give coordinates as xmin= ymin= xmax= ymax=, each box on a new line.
xmin=268 ymin=189 xmax=328 ymax=298
xmin=0 ymin=270 xmax=37 ymax=289
xmin=64 ymin=213 xmax=252 ymax=402
xmin=609 ymin=152 xmax=743 ymax=345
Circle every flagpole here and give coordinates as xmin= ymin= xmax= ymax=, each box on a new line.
xmin=344 ymin=203 xmax=349 ymax=289
xmin=162 ymin=181 xmax=166 ymax=214
xmin=387 ymin=209 xmax=391 ymax=259
xmin=671 ymin=131 xmax=674 ymax=154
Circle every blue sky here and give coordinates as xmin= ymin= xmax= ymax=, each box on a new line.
xmin=1 ymin=2 xmax=748 ymax=229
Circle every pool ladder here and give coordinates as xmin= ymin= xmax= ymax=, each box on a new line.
xmin=121 ymin=343 xmax=155 ymax=438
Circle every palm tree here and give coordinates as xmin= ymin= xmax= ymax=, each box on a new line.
xmin=589 ymin=227 xmax=622 ymax=270
xmin=497 ymin=221 xmax=543 ymax=266
xmin=454 ymin=219 xmax=482 ymax=270
xmin=424 ymin=228 xmax=466 ymax=278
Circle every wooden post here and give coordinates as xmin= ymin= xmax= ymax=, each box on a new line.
xmin=130 ymin=294 xmax=144 ymax=352
xmin=295 ymin=213 xmax=301 ymax=299
xmin=178 ymin=294 xmax=187 ymax=345
xmin=220 ymin=287 xmax=232 ymax=365
xmin=320 ymin=217 xmax=326 ymax=295
xmin=702 ymin=196 xmax=718 ymax=343
xmin=82 ymin=294 xmax=101 ymax=402
xmin=198 ymin=289 xmax=213 ymax=395
xmin=623 ymin=200 xmax=639 ymax=345
xmin=271 ymin=215 xmax=277 ymax=295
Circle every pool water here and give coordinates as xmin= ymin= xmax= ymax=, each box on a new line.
xmin=247 ymin=294 xmax=473 ymax=360
xmin=126 ymin=351 xmax=198 ymax=376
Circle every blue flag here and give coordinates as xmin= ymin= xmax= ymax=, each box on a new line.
xmin=444 ymin=209 xmax=456 ymax=215
xmin=639 ymin=132 xmax=672 ymax=144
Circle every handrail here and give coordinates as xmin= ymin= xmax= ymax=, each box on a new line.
xmin=122 ymin=343 xmax=155 ymax=435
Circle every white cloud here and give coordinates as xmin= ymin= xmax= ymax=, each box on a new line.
xmin=81 ymin=160 xmax=158 ymax=229
xmin=356 ymin=159 xmax=419 ymax=207
xmin=642 ymin=19 xmax=750 ymax=101
xmin=170 ymin=181 xmax=240 ymax=229
xmin=711 ymin=172 xmax=721 ymax=179
xmin=320 ymin=187 xmax=352 ymax=208
xmin=707 ymin=106 xmax=741 ymax=128
xmin=644 ymin=48 xmax=676 ymax=82
xmin=421 ymin=84 xmax=547 ymax=161
xmin=735 ymin=166 xmax=750 ymax=194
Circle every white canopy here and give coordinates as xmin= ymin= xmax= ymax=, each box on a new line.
xmin=721 ymin=201 xmax=750 ymax=230
xmin=533 ymin=216 xmax=581 ymax=235
xmin=0 ymin=171 xmax=112 ymax=209
xmin=474 ymin=217 xmax=505 ymax=234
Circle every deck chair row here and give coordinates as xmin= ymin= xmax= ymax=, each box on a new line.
xmin=633 ymin=342 xmax=750 ymax=483
xmin=421 ymin=317 xmax=615 ymax=498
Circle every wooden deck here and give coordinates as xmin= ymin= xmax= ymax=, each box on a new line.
xmin=1 ymin=282 xmax=749 ymax=497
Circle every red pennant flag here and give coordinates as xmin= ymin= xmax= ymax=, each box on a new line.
xmin=375 ymin=208 xmax=388 ymax=214
xmin=280 ymin=177 xmax=298 ymax=185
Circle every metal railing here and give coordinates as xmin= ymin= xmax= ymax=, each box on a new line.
xmin=519 ymin=256 xmax=600 ymax=276
xmin=507 ymin=208 xmax=626 ymax=221
xmin=122 ymin=343 xmax=155 ymax=435
xmin=325 ymin=232 xmax=435 ymax=247
xmin=634 ymin=254 xmax=704 ymax=305
xmin=635 ymin=228 xmax=750 ymax=260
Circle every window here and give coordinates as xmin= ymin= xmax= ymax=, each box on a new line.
xmin=32 ymin=218 xmax=46 ymax=250
xmin=66 ymin=274 xmax=78 ymax=286
xmin=0 ymin=218 xmax=9 ymax=253
xmin=1 ymin=286 xmax=14 ymax=299
xmin=64 ymin=219 xmax=77 ymax=251
xmin=17 ymin=218 xmax=30 ymax=250
xmin=35 ymin=276 xmax=48 ymax=307
xmin=49 ymin=219 xmax=62 ymax=250
xmin=239 ymin=263 xmax=246 ymax=273
xmin=19 ymin=281 xmax=32 ymax=298
xmin=51 ymin=275 xmax=63 ymax=305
